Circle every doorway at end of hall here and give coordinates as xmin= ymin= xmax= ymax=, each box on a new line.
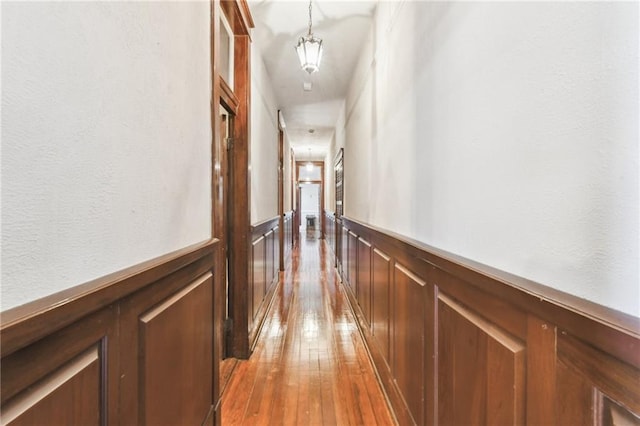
xmin=299 ymin=182 xmax=320 ymax=240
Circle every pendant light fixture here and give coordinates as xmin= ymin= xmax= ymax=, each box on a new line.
xmin=295 ymin=0 xmax=323 ymax=74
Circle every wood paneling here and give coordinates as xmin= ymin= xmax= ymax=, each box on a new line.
xmin=357 ymin=238 xmax=372 ymax=326
xmin=438 ymin=294 xmax=525 ymax=425
xmin=139 ymin=274 xmax=213 ymax=426
xmin=2 ymin=347 xmax=101 ymax=425
xmin=393 ymin=264 xmax=428 ymax=425
xmin=557 ymin=331 xmax=640 ymax=421
xmin=340 ymin=226 xmax=349 ymax=283
xmin=337 ymin=216 xmax=640 ymax=426
xmin=251 ymin=236 xmax=266 ymax=324
xmin=372 ymin=248 xmax=391 ymax=363
xmin=1 ymin=240 xmax=215 ymax=358
xmin=348 ymin=231 xmax=358 ymax=293
xmin=248 ymin=217 xmax=286 ymax=350
xmin=526 ymin=315 xmax=557 ymax=425
xmin=266 ymin=229 xmax=276 ymax=288
xmin=1 ymin=240 xmax=217 ymax=426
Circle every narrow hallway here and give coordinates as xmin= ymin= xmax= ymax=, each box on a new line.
xmin=221 ymin=235 xmax=394 ymax=425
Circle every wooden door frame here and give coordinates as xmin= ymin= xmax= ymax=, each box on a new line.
xmin=213 ymin=0 xmax=254 ymax=367
xmin=278 ymin=111 xmax=285 ymax=271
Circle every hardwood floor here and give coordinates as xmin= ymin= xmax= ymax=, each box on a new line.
xmin=221 ymin=234 xmax=396 ymax=425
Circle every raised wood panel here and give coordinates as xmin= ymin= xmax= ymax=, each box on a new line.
xmin=338 ymin=217 xmax=640 ymax=426
xmin=393 ymin=264 xmax=428 ymax=425
xmin=372 ymin=248 xmax=391 ymax=363
xmin=1 ymin=241 xmax=216 ymax=426
xmin=249 ymin=220 xmax=283 ymax=350
xmin=265 ymin=230 xmax=274 ymax=292
xmin=357 ymin=238 xmax=372 ymax=326
xmin=252 ymin=236 xmax=266 ymax=324
xmin=431 ymin=266 xmax=527 ymax=340
xmin=118 ymin=255 xmax=215 ymax=422
xmin=340 ymin=226 xmax=349 ymax=282
xmin=348 ymin=232 xmax=358 ymax=293
xmin=557 ymin=331 xmax=640 ymax=418
xmin=1 ymin=240 xmax=216 ymax=359
xmin=139 ymin=273 xmax=213 ymax=426
xmin=2 ymin=346 xmax=101 ymax=425
xmin=555 ymin=359 xmax=595 ymax=425
xmin=438 ymin=294 xmax=525 ymax=425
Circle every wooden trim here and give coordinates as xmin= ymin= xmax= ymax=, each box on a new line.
xmin=0 ymin=239 xmax=218 ymax=358
xmin=278 ymin=111 xmax=285 ymax=272
xmin=251 ymin=216 xmax=280 ymax=240
xmin=220 ymin=78 xmax=239 ymax=115
xmin=2 ymin=239 xmax=216 ymax=424
xmin=228 ymin=16 xmax=252 ymax=358
xmin=342 ymin=217 xmax=639 ymax=364
xmin=337 ymin=217 xmax=640 ymax=424
xmin=295 ymin=160 xmax=325 ymax=239
xmin=221 ymin=0 xmax=254 ymax=37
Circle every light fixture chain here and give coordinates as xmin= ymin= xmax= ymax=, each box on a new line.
xmin=308 ymin=0 xmax=313 ymax=36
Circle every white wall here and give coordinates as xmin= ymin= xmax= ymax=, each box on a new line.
xmin=1 ymin=2 xmax=212 ymax=311
xmin=284 ymin=131 xmax=293 ymax=212
xmin=250 ymin=44 xmax=279 ymax=223
xmin=342 ymin=2 xmax=639 ymax=316
xmin=324 ymin=100 xmax=346 ymax=212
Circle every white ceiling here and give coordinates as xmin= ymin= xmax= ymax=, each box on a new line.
xmin=248 ymin=0 xmax=376 ymax=159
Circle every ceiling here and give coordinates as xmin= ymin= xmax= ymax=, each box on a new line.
xmin=248 ymin=0 xmax=376 ymax=160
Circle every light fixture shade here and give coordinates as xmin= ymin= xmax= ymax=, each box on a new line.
xmin=296 ymin=35 xmax=323 ymax=74
xmin=306 ymin=162 xmax=314 ymax=171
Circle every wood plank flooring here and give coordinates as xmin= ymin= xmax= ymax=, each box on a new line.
xmin=221 ymin=235 xmax=396 ymax=425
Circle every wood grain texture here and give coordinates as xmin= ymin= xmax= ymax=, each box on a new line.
xmin=1 ymin=241 xmax=215 ymax=426
xmin=337 ymin=217 xmax=639 ymax=425
xmin=357 ymin=238 xmax=372 ymax=327
xmin=0 ymin=239 xmax=216 ymax=358
xmin=438 ymin=294 xmax=525 ymax=425
xmin=372 ymin=248 xmax=391 ymax=363
xmin=1 ymin=347 xmax=101 ymax=426
xmin=526 ymin=315 xmax=557 ymax=425
xmin=558 ymin=331 xmax=640 ymax=415
xmin=393 ymin=264 xmax=427 ymax=425
xmin=340 ymin=226 xmax=349 ymax=284
xmin=348 ymin=232 xmax=358 ymax=294
xmin=139 ymin=273 xmax=213 ymax=425
xmin=342 ymin=217 xmax=639 ymax=367
xmin=228 ymin=24 xmax=252 ymax=359
xmin=251 ymin=236 xmax=266 ymax=325
xmin=221 ymin=235 xmax=395 ymax=425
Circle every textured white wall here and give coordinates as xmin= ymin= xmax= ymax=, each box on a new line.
xmin=343 ymin=2 xmax=639 ymax=316
xmin=284 ymin=132 xmax=293 ymax=212
xmin=250 ymin=44 xmax=279 ymax=224
xmin=2 ymin=2 xmax=212 ymax=311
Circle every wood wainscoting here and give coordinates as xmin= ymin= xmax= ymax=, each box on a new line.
xmin=329 ymin=216 xmax=640 ymax=426
xmin=1 ymin=240 xmax=219 ymax=425
xmin=325 ymin=210 xmax=337 ymax=257
xmin=249 ymin=215 xmax=292 ymax=348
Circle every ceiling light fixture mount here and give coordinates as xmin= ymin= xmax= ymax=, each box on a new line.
xmin=295 ymin=0 xmax=323 ymax=74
